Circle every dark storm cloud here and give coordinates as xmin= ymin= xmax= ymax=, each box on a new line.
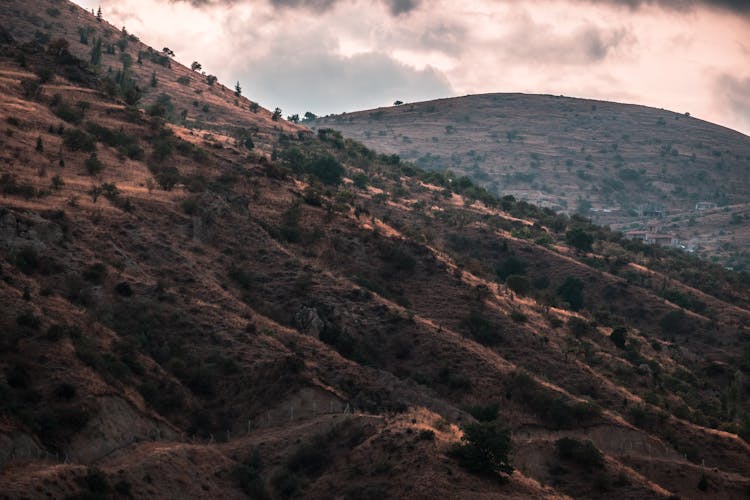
xmin=587 ymin=0 xmax=750 ymax=16
xmin=269 ymin=0 xmax=337 ymax=9
xmin=385 ymin=0 xmax=419 ymax=15
xmin=171 ymin=0 xmax=420 ymax=15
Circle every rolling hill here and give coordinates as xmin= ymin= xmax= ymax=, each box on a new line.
xmin=309 ymin=94 xmax=750 ymax=270
xmin=1 ymin=0 xmax=750 ymax=498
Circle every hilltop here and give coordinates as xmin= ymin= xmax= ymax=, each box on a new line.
xmin=1 ymin=0 xmax=750 ymax=498
xmin=309 ymin=94 xmax=750 ymax=270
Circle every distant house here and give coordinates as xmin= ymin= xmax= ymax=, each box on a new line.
xmin=625 ymin=230 xmax=679 ymax=247
xmin=695 ymin=201 xmax=717 ymax=211
xmin=638 ymin=204 xmax=665 ymax=218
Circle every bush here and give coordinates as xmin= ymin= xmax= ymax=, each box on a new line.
xmin=506 ymin=274 xmax=530 ymax=295
xmin=235 ymin=449 xmax=268 ymax=499
xmin=16 ymin=311 xmax=41 ymax=330
xmin=659 ymin=310 xmax=692 ymax=336
xmin=510 ymin=310 xmax=527 ymax=323
xmin=566 ymin=228 xmax=594 ymax=252
xmin=63 ymin=129 xmax=96 ymax=152
xmin=306 ymin=155 xmax=344 ymax=185
xmin=496 ymin=256 xmax=526 ymax=280
xmin=113 ymin=281 xmax=133 ymax=297
xmin=467 ymin=402 xmax=500 ymax=422
xmin=449 ymin=419 xmax=513 ymax=478
xmin=506 ymin=372 xmax=599 ymax=428
xmin=151 ymin=166 xmax=180 ymax=191
xmin=460 ymin=310 xmax=503 ymax=346
xmin=567 ymin=317 xmax=591 ymax=337
xmin=13 ymin=246 xmax=40 ymax=274
xmin=610 ymin=327 xmax=627 ymax=348
xmin=555 ymin=437 xmax=604 ymax=469
xmin=557 ymin=276 xmax=584 ymax=311
xmin=53 ymin=103 xmax=84 ymax=124
xmin=85 ymin=153 xmax=103 ymax=175
xmin=83 ymin=263 xmax=107 ymax=284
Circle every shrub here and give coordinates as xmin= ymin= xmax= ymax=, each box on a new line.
xmin=418 ymin=429 xmax=435 ymax=441
xmin=82 ymin=467 xmax=111 ymax=494
xmin=235 ymin=449 xmax=268 ymax=499
xmin=449 ymin=419 xmax=513 ymax=479
xmin=610 ymin=327 xmax=627 ymax=348
xmin=16 ymin=311 xmax=41 ymax=330
xmin=659 ymin=310 xmax=692 ymax=336
xmin=53 ymin=102 xmax=84 ymax=124
xmin=306 ymin=155 xmax=344 ymax=186
xmin=13 ymin=246 xmax=40 ymax=274
xmin=54 ymin=382 xmax=77 ymax=400
xmin=85 ymin=153 xmax=103 ymax=175
xmin=557 ymin=276 xmax=584 ymax=311
xmin=496 ymin=256 xmax=526 ymax=280
xmin=63 ymin=129 xmax=96 ymax=152
xmin=352 ymin=172 xmax=369 ymax=188
xmin=568 ymin=317 xmax=591 ymax=337
xmin=83 ymin=263 xmax=107 ymax=284
xmin=460 ymin=310 xmax=503 ymax=346
xmin=510 ymin=310 xmax=527 ymax=323
xmin=113 ymin=282 xmax=132 ymax=297
xmin=555 ymin=437 xmax=604 ymax=469
xmin=506 ymin=275 xmax=530 ymax=295
xmin=506 ymin=371 xmax=599 ymax=428
xmin=566 ymin=228 xmax=594 ymax=252
xmin=151 ymin=166 xmax=180 ymax=191
xmin=467 ymin=402 xmax=500 ymax=422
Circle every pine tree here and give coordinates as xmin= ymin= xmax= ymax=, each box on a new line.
xmin=90 ymin=38 xmax=102 ymax=67
xmin=96 ymin=6 xmax=102 ymax=22
xmin=150 ymin=71 xmax=157 ymax=87
xmin=234 ymin=81 xmax=242 ymax=97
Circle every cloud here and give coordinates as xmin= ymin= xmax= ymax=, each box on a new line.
xmin=497 ymin=15 xmax=633 ymax=65
xmin=585 ymin=0 xmax=750 ymax=16
xmin=167 ymin=0 xmax=420 ymax=15
xmin=237 ymin=37 xmax=453 ymax=114
xmin=714 ymin=74 xmax=750 ymax=135
xmin=385 ymin=0 xmax=419 ymax=15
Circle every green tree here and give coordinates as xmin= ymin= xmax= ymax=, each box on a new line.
xmin=234 ymin=81 xmax=242 ymax=97
xmin=306 ymin=155 xmax=344 ymax=186
xmin=565 ymin=228 xmax=594 ymax=252
xmin=557 ymin=276 xmax=584 ymax=311
xmin=272 ymin=107 xmax=282 ymax=121
xmin=90 ymin=38 xmax=102 ymax=67
xmin=450 ymin=420 xmax=514 ymax=479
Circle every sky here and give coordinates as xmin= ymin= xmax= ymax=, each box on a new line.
xmin=73 ymin=0 xmax=750 ymax=136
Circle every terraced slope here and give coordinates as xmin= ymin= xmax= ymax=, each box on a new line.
xmin=310 ymin=94 xmax=750 ymax=270
xmin=1 ymin=1 xmax=750 ymax=498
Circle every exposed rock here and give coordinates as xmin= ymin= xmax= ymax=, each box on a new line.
xmin=295 ymin=306 xmax=325 ymax=336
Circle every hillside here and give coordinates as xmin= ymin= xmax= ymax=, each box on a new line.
xmin=309 ymin=94 xmax=750 ymax=270
xmin=1 ymin=0 xmax=750 ymax=499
